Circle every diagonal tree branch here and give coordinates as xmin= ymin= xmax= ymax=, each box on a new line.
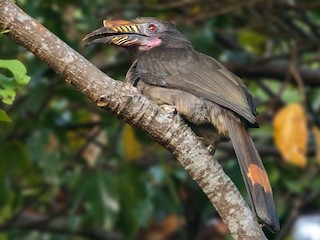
xmin=0 ymin=1 xmax=267 ymax=239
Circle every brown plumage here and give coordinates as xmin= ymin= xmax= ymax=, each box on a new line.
xmin=83 ymin=17 xmax=280 ymax=232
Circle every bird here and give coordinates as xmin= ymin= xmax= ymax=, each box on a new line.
xmin=83 ymin=17 xmax=280 ymax=233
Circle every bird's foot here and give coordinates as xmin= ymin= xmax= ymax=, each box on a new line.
xmin=207 ymin=145 xmax=216 ymax=155
xmin=160 ymin=104 xmax=177 ymax=118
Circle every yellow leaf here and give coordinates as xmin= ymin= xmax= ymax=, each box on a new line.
xmin=313 ymin=126 xmax=320 ymax=165
xmin=238 ymin=30 xmax=266 ymax=54
xmin=273 ymin=103 xmax=308 ymax=168
xmin=190 ymin=4 xmax=202 ymax=14
xmin=67 ymin=131 xmax=86 ymax=150
xmin=122 ymin=124 xmax=143 ymax=161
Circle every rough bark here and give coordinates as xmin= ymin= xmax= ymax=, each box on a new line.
xmin=0 ymin=1 xmax=267 ymax=239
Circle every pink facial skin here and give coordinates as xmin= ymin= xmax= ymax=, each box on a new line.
xmin=139 ymin=38 xmax=162 ymax=51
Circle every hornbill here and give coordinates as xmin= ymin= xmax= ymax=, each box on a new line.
xmin=83 ymin=17 xmax=280 ymax=232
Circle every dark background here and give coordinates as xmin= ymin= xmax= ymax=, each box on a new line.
xmin=1 ymin=0 xmax=320 ymax=239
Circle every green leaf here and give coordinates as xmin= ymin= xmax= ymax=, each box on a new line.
xmin=0 ymin=110 xmax=11 ymax=122
xmin=0 ymin=89 xmax=16 ymax=105
xmin=117 ymin=164 xmax=151 ymax=237
xmin=0 ymin=60 xmax=31 ymax=105
xmin=0 ymin=60 xmax=31 ymax=85
xmin=0 ymin=29 xmax=10 ymax=34
xmin=73 ymin=171 xmax=119 ymax=231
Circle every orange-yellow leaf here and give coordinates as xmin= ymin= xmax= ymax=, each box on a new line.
xmin=313 ymin=126 xmax=320 ymax=165
xmin=273 ymin=103 xmax=308 ymax=168
xmin=123 ymin=124 xmax=143 ymax=161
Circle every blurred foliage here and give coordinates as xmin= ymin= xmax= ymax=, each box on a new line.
xmin=0 ymin=0 xmax=320 ymax=239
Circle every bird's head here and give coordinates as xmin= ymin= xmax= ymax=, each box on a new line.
xmin=83 ymin=17 xmax=192 ymax=53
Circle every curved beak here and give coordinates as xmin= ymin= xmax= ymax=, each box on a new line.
xmin=82 ymin=19 xmax=146 ymax=47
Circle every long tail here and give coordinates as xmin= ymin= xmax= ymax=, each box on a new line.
xmin=224 ymin=113 xmax=280 ymax=233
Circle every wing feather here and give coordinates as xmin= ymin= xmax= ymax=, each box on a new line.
xmin=136 ymin=48 xmax=256 ymax=123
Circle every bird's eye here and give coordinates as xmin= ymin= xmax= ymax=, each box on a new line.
xmin=148 ymin=24 xmax=157 ymax=32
